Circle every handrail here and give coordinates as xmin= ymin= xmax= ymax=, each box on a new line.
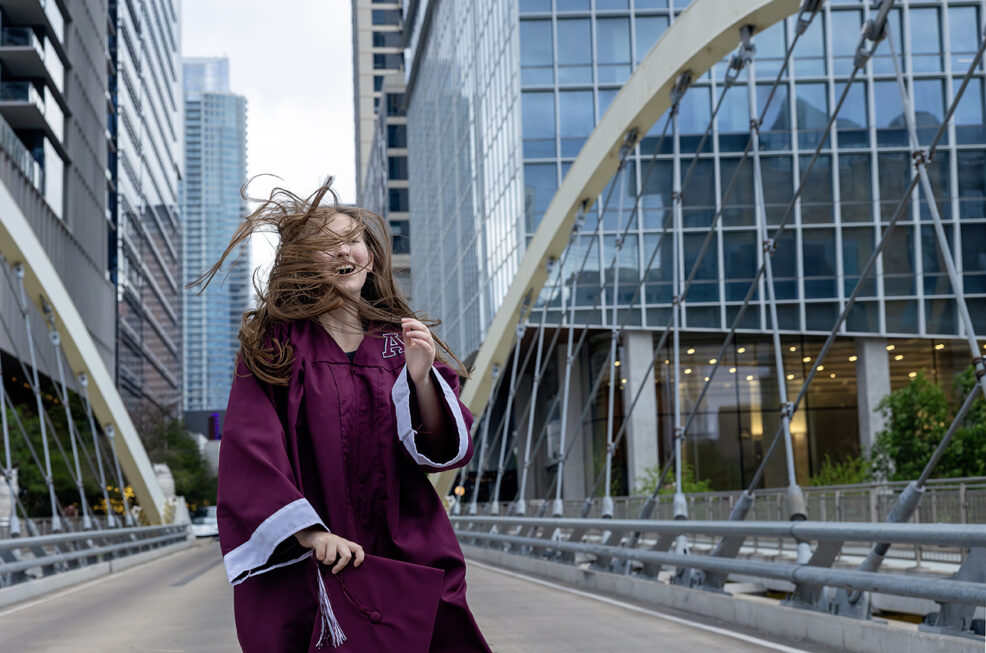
xmin=455 ymin=516 xmax=986 ymax=549
xmin=0 ymin=524 xmax=190 ymax=587
xmin=453 ymin=514 xmax=986 ymax=639
xmin=459 ymin=529 xmax=986 ymax=607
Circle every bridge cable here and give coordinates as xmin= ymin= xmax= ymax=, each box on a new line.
xmin=0 ymin=259 xmax=104 ymax=488
xmin=41 ymin=301 xmax=92 ymax=530
xmin=840 ymin=18 xmax=986 ymax=606
xmin=77 ymin=373 xmax=118 ymax=528
xmin=0 ymin=265 xmax=103 ymax=503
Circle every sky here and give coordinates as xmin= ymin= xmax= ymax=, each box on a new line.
xmin=181 ymin=0 xmax=356 ymax=278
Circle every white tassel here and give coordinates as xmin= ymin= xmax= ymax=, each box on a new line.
xmin=315 ymin=566 xmax=347 ymax=648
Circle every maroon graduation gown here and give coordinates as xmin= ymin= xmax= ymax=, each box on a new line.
xmin=217 ymin=318 xmax=490 ymax=652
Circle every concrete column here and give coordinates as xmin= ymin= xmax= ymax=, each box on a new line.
xmin=621 ymin=330 xmax=660 ymax=493
xmin=854 ymin=337 xmax=891 ymax=456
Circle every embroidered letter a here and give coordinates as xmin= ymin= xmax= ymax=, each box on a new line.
xmin=382 ymin=333 xmax=404 ymax=359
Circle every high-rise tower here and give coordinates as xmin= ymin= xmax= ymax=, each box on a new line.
xmin=180 ymin=57 xmax=249 ymax=438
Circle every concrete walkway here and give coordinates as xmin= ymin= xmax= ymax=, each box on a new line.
xmin=0 ymin=541 xmax=814 ymax=652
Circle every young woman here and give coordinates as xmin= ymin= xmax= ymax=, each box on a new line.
xmin=190 ymin=181 xmax=490 ymax=651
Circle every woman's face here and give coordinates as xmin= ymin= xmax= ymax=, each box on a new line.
xmin=316 ymin=213 xmax=374 ymax=300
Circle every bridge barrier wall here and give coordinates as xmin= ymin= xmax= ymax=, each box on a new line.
xmin=0 ymin=536 xmax=192 ymax=611
xmin=462 ymin=544 xmax=980 ymax=653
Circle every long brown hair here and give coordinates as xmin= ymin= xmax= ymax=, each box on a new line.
xmin=187 ymin=178 xmax=467 ymax=386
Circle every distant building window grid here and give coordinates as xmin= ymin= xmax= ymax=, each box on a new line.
xmin=513 ymin=2 xmax=986 ymax=339
xmin=372 ymin=9 xmax=402 ymax=26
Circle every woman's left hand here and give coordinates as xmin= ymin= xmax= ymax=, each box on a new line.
xmin=402 ymin=318 xmax=435 ymax=385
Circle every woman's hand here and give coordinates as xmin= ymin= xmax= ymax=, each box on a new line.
xmin=402 ymin=318 xmax=435 ymax=385
xmin=294 ymin=527 xmax=364 ymax=574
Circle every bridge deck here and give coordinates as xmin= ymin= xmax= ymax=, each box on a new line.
xmin=0 ymin=541 xmax=817 ymax=652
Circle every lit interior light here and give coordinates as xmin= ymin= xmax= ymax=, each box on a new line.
xmin=665 ymin=359 xmax=670 ymax=365
xmin=709 ymin=358 xmax=717 ymax=364
xmin=830 ymin=373 xmax=836 ymax=379
xmin=786 ymin=374 xmax=795 ymax=380
xmin=849 ymin=355 xmax=858 ymax=362
xmin=816 ymin=365 xmax=824 ymax=371
xmin=686 ymin=348 xmax=696 ymax=355
xmin=621 ymin=378 xmax=628 ymax=384
xmin=802 ymin=356 xmax=811 ymax=363
xmin=729 ymin=367 xmax=737 ymax=374
xmin=788 ymin=346 xmax=797 ymax=352
xmin=886 ymin=344 xmax=895 ymax=351
xmin=908 ymin=371 xmax=917 ymax=378
xmin=745 ymin=375 xmax=754 ymax=381
xmin=894 ymin=354 xmax=903 ymax=361
xmin=684 ymin=368 xmax=693 ymax=374
xmin=934 ymin=343 xmax=945 ymax=350
xmin=614 ymin=360 xmax=621 ymax=367
xmin=704 ymin=376 xmax=710 ymax=382
xmin=737 ymin=347 xmax=747 ymax=354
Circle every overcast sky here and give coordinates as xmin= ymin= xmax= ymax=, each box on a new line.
xmin=181 ymin=0 xmax=356 ymax=276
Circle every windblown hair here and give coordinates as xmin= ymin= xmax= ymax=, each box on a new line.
xmin=187 ymin=178 xmax=467 ymax=386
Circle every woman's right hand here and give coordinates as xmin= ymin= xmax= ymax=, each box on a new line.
xmin=294 ymin=527 xmax=365 ymax=574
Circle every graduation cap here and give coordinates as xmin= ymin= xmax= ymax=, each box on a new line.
xmin=309 ymin=553 xmax=446 ymax=652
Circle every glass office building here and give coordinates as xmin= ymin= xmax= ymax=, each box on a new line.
xmin=180 ymin=58 xmax=249 ymax=434
xmin=108 ymin=0 xmax=184 ymax=421
xmin=406 ymin=0 xmax=986 ymax=492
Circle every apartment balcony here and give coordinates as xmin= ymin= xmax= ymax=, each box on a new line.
xmin=0 ymin=80 xmax=66 ymax=156
xmin=0 ymin=0 xmax=66 ymax=52
xmin=0 ymin=27 xmax=64 ymax=96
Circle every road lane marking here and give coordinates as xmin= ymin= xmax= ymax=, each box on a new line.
xmin=466 ymin=558 xmax=809 ymax=653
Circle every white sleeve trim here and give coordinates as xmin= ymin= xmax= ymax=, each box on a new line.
xmin=392 ymin=364 xmax=470 ymax=468
xmin=223 ymin=497 xmax=326 ymax=585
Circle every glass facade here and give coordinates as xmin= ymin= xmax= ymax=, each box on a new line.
xmin=406 ymin=0 xmax=524 ymax=354
xmin=520 ymin=1 xmax=986 ymax=341
xmin=109 ymin=0 xmax=184 ymax=418
xmin=407 ymin=0 xmax=986 ymax=491
xmin=181 ymin=58 xmax=250 ymax=417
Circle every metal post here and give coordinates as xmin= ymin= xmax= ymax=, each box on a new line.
xmin=13 ymin=264 xmax=60 ymax=532
xmin=106 ymin=425 xmax=134 ymax=526
xmin=487 ymin=322 xmax=528 ymax=515
xmin=513 ymin=296 xmax=554 ymax=516
xmin=670 ymin=104 xmax=688 ymax=556
xmin=79 ymin=373 xmax=116 ymax=528
xmin=0 ymin=357 xmax=19 ymax=537
xmin=550 ymin=271 xmax=579 ymax=518
xmin=745 ymin=39 xmax=810 ymax=563
xmin=602 ymin=163 xmax=629 ymax=519
xmin=43 ymin=306 xmax=91 ymax=530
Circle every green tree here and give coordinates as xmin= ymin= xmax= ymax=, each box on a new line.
xmin=871 ymin=368 xmax=986 ymax=481
xmin=809 ymin=454 xmax=872 ymax=486
xmin=634 ymin=460 xmax=712 ymax=496
xmin=140 ymin=412 xmax=217 ymax=509
xmin=4 ymin=404 xmax=106 ymax=516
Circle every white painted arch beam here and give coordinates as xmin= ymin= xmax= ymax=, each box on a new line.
xmin=0 ymin=181 xmax=167 ymax=524
xmin=438 ymin=0 xmax=800 ymax=497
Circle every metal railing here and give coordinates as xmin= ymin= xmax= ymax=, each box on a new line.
xmin=453 ymin=515 xmax=986 ymax=640
xmin=0 ymin=524 xmax=189 ymax=588
xmin=479 ymin=477 xmax=986 ymax=525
